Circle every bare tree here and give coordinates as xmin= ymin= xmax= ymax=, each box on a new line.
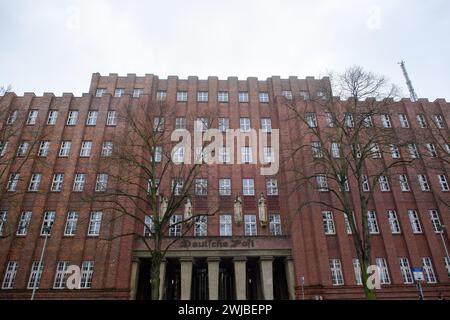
xmin=282 ymin=66 xmax=415 ymax=299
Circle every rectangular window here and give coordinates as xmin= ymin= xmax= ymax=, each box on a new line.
xmin=242 ymin=179 xmax=255 ymax=196
xmin=59 ymin=141 xmax=72 ymax=157
xmin=239 ymin=91 xmax=249 ymax=102
xmin=379 ymin=176 xmax=390 ymax=192
xmin=376 ymin=258 xmax=391 ymax=284
xmin=0 ymin=211 xmax=7 ymax=236
xmin=219 ymin=179 xmax=231 ymax=196
xmin=7 ymin=110 xmax=18 ymax=124
xmin=399 ymin=174 xmax=410 ymax=191
xmin=73 ymin=173 xmax=86 ymax=192
xmin=144 ymin=215 xmax=155 ymax=237
xmin=53 ymin=261 xmax=69 ymax=289
xmin=7 ymin=173 xmax=20 ymax=192
xmin=218 ymin=91 xmax=229 ymax=102
xmin=311 ymin=142 xmax=323 ymax=158
xmin=305 ymin=113 xmax=318 ymax=128
xmin=261 ymin=118 xmax=272 ymax=133
xmin=325 ymin=113 xmax=335 ymax=127
xmin=195 ymin=179 xmax=208 ymax=196
xmin=80 ymin=261 xmax=94 ymax=288
xmin=95 ymin=174 xmax=108 ymax=192
xmin=244 ymin=215 xmax=257 ymax=236
xmin=269 ymin=214 xmax=282 ymax=236
xmin=429 ymin=210 xmax=442 ymax=233
xmin=408 ymin=143 xmax=420 ymax=158
xmin=344 ymin=212 xmax=355 ymax=235
xmin=194 ymin=216 xmax=208 ymax=237
xmin=172 ymin=146 xmax=185 ymax=164
xmin=331 ymin=142 xmax=341 ymax=158
xmin=133 ymin=89 xmax=144 ymax=98
xmin=316 ymin=175 xmax=329 ymax=192
xmin=266 ymin=178 xmax=278 ymax=196
xmin=96 ymin=88 xmax=107 ymax=97
xmin=241 ymin=146 xmax=253 ymax=163
xmin=220 ymin=215 xmax=232 ymax=237
xmin=153 ymin=117 xmax=165 ymax=132
xmin=433 ymin=114 xmax=445 ymax=129
xmin=422 ymin=257 xmax=437 ymax=283
xmin=219 ymin=118 xmax=230 ymax=132
xmin=387 ymin=210 xmax=401 ymax=234
xmin=344 ymin=113 xmax=354 ymax=128
xmin=353 ymin=259 xmax=363 ymax=285
xmin=219 ymin=147 xmax=231 ymax=164
xmin=197 ymin=91 xmax=208 ymax=102
xmin=381 ymin=114 xmax=392 ymax=128
xmin=172 ymin=179 xmax=184 ymax=196
xmin=152 ymin=146 xmax=162 ymax=163
xmin=240 ymin=118 xmax=251 ymax=132
xmin=370 ymin=143 xmax=381 ymax=158
xmin=399 ymin=114 xmax=410 ymax=128
xmin=41 ymin=211 xmax=55 ymax=235
xmin=176 ymin=91 xmax=188 ymax=102
xmin=114 ymin=88 xmax=125 ymax=97
xmin=363 ymin=114 xmax=373 ymax=127
xmin=80 ymin=141 xmax=92 ymax=157
xmin=367 ymin=210 xmax=380 ymax=234
xmin=438 ymin=175 xmax=449 ymax=191
xmin=175 ymin=117 xmax=186 ymax=130
xmin=408 ymin=210 xmax=422 ymax=234
xmin=102 ymin=141 xmax=113 ymax=157
xmin=156 ymin=91 xmax=167 ymax=101
xmin=47 ymin=110 xmax=58 ymax=125
xmin=263 ymin=147 xmax=274 ymax=164
xmin=416 ymin=114 xmax=427 ymax=128
xmin=106 ymin=111 xmax=117 ymax=126
xmin=86 ymin=111 xmax=98 ymax=125
xmin=418 ymin=174 xmax=430 ymax=191
xmin=196 ymin=117 xmax=209 ymax=132
xmin=445 ymin=257 xmax=450 ymax=278
xmin=28 ymin=173 xmax=42 ymax=192
xmin=426 ymin=143 xmax=438 ymax=158
xmin=64 ymin=211 xmax=79 ymax=236
xmin=390 ymin=144 xmax=400 ymax=159
xmin=169 ymin=215 xmax=182 ymax=237
xmin=67 ymin=110 xmax=78 ymax=125
xmin=399 ymin=258 xmax=414 ymax=284
xmin=0 ymin=141 xmax=8 ymax=157
xmin=17 ymin=141 xmax=30 ymax=157
xmin=281 ymin=90 xmax=292 ymax=100
xmin=322 ymin=211 xmax=335 ymax=235
xmin=259 ymin=92 xmax=269 ymax=103
xmin=2 ymin=261 xmax=18 ymax=289
xmin=88 ymin=211 xmax=102 ymax=236
xmin=38 ymin=141 xmax=50 ymax=157
xmin=299 ymin=90 xmax=310 ymax=100
xmin=147 ymin=179 xmax=160 ymax=195
xmin=27 ymin=261 xmax=44 ymax=289
xmin=330 ymin=259 xmax=344 ymax=286
xmin=26 ymin=110 xmax=39 ymax=125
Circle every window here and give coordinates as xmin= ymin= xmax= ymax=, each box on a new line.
xmin=408 ymin=143 xmax=420 ymax=158
xmin=26 ymin=110 xmax=38 ymax=125
xmin=331 ymin=142 xmax=341 ymax=158
xmin=376 ymin=258 xmax=391 ymax=284
xmin=387 ymin=210 xmax=401 ymax=234
xmin=114 ymin=88 xmax=125 ymax=97
xmin=408 ymin=210 xmax=422 ymax=234
xmin=175 ymin=117 xmax=186 ymax=130
xmin=381 ymin=114 xmax=392 ymax=128
xmin=80 ymin=141 xmax=92 ymax=157
xmin=17 ymin=141 xmax=30 ymax=157
xmin=106 ymin=111 xmax=117 ymax=126
xmin=59 ymin=141 xmax=72 ymax=157
xmin=0 ymin=211 xmax=7 ymax=236
xmin=322 ymin=211 xmax=335 ymax=235
xmin=379 ymin=176 xmax=390 ymax=192
xmin=2 ymin=261 xmax=18 ymax=289
xmin=353 ymin=259 xmax=363 ymax=285
xmin=80 ymin=261 xmax=94 ymax=288
xmin=390 ymin=145 xmax=400 ymax=159
xmin=220 ymin=215 xmax=232 ymax=236
xmin=243 ymin=179 xmax=255 ymax=196
xmin=311 ymin=142 xmax=323 ymax=158
xmin=28 ymin=173 xmax=42 ymax=192
xmin=259 ymin=92 xmax=269 ymax=103
xmin=96 ymin=88 xmax=107 ymax=97
xmin=352 ymin=144 xmax=362 ymax=158
xmin=261 ymin=118 xmax=272 ymax=133
xmin=133 ymin=89 xmax=144 ymax=98
xmin=240 ymin=118 xmax=251 ymax=132
xmin=239 ymin=91 xmax=249 ymax=102
xmin=172 ymin=146 xmax=185 ymax=164
xmin=418 ymin=174 xmax=430 ymax=191
xmin=196 ymin=117 xmax=209 ymax=132
xmin=316 ymin=175 xmax=329 ymax=192
xmin=305 ymin=113 xmax=318 ymax=128
xmin=144 ymin=215 xmax=155 ymax=237
xmin=399 ymin=114 xmax=410 ymax=128
xmin=153 ymin=117 xmax=165 ymax=132
xmin=64 ymin=211 xmax=79 ymax=236
xmin=399 ymin=174 xmax=410 ymax=191
xmin=197 ymin=91 xmax=208 ymax=102
xmin=344 ymin=113 xmax=354 ymax=128
xmin=263 ymin=147 xmax=274 ymax=163
xmin=88 ymin=211 xmax=102 ymax=236
xmin=446 ymin=144 xmax=450 ymax=155
xmin=330 ymin=259 xmax=344 ymax=286
xmin=421 ymin=257 xmax=437 ymax=283
xmin=169 ymin=215 xmax=182 ymax=237
xmin=338 ymin=174 xmax=350 ymax=192
xmin=219 ymin=179 xmax=231 ymax=196
xmin=316 ymin=90 xmax=326 ymax=99
xmin=172 ymin=179 xmax=184 ymax=196
xmin=370 ymin=143 xmax=381 ymax=158
xmin=399 ymin=258 xmax=414 ymax=284
xmin=416 ymin=114 xmax=427 ymax=128
xmin=38 ymin=141 xmax=50 ymax=157
xmin=195 ymin=179 xmax=208 ymax=196
xmin=325 ymin=112 xmax=335 ymax=127
xmin=53 ymin=261 xmax=69 ymax=289
xmin=218 ymin=91 xmax=229 ymax=102
xmin=361 ymin=175 xmax=370 ymax=192
xmin=438 ymin=175 xmax=449 ymax=191
xmin=176 ymin=91 xmax=188 ymax=102
xmin=244 ymin=215 xmax=257 ymax=236
xmin=156 ymin=91 xmax=167 ymax=101
xmin=425 ymin=143 xmax=438 ymax=158
xmin=299 ymin=90 xmax=310 ymax=100
xmin=41 ymin=211 xmax=55 ymax=235
xmin=27 ymin=261 xmax=44 ymax=289
xmin=95 ymin=174 xmax=108 ymax=192
xmin=152 ymin=146 xmax=162 ymax=163
xmin=433 ymin=114 xmax=445 ymax=129
xmin=7 ymin=173 xmax=20 ymax=192
xmin=147 ymin=179 xmax=160 ymax=195
xmin=219 ymin=147 xmax=231 ymax=163
xmin=101 ymin=141 xmax=113 ymax=157
xmin=344 ymin=213 xmax=355 ymax=235
xmin=429 ymin=210 xmax=442 ymax=233
xmin=241 ymin=146 xmax=253 ymax=163
xmin=47 ymin=110 xmax=58 ymax=125
xmin=6 ymin=110 xmax=18 ymax=124
xmin=73 ymin=173 xmax=86 ymax=192
xmin=194 ymin=216 xmax=208 ymax=237
xmin=86 ymin=111 xmax=98 ymax=125
xmin=445 ymin=257 xmax=450 ymax=278
xmin=0 ymin=141 xmax=8 ymax=156
xmin=266 ymin=178 xmax=278 ymax=196
xmin=269 ymin=214 xmax=282 ymax=236
xmin=367 ymin=210 xmax=380 ymax=234
xmin=219 ymin=118 xmax=230 ymax=132
xmin=363 ymin=114 xmax=373 ymax=127
xmin=67 ymin=110 xmax=78 ymax=125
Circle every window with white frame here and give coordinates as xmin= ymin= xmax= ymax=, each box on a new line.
xmin=41 ymin=211 xmax=55 ymax=235
xmin=316 ymin=174 xmax=329 ymax=192
xmin=176 ymin=91 xmax=188 ymax=102
xmin=418 ymin=174 xmax=430 ymax=191
xmin=325 ymin=112 xmax=335 ymax=127
xmin=244 ymin=215 xmax=257 ymax=236
xmin=269 ymin=214 xmax=282 ymax=236
xmin=194 ymin=216 xmax=208 ymax=237
xmin=361 ymin=175 xmax=370 ymax=192
xmin=379 ymin=176 xmax=390 ymax=192
xmin=425 ymin=143 xmax=438 ymax=158
xmin=376 ymin=258 xmax=391 ymax=284
xmin=67 ymin=110 xmax=78 ymax=125
xmin=261 ymin=118 xmax=272 ymax=133
xmin=338 ymin=174 xmax=350 ymax=192
xmin=330 ymin=259 xmax=344 ymax=286
xmin=299 ymin=90 xmax=310 ymax=100
xmin=175 ymin=117 xmax=186 ymax=130
xmin=445 ymin=257 xmax=450 ymax=278
xmin=266 ymin=178 xmax=278 ymax=196
xmin=172 ymin=179 xmax=184 ymax=196
xmin=381 ymin=114 xmax=392 ymax=128
xmin=351 ymin=144 xmax=362 ymax=158
xmin=2 ymin=261 xmax=18 ymax=289
xmin=195 ymin=179 xmax=208 ymax=196
xmin=151 ymin=146 xmax=162 ymax=163
xmin=433 ymin=114 xmax=445 ymax=129
xmin=219 ymin=147 xmax=231 ymax=164
xmin=64 ymin=211 xmax=79 ymax=236
xmin=38 ymin=141 xmax=50 ymax=157
xmin=259 ymin=92 xmax=269 ymax=103
xmin=6 ymin=110 xmax=18 ymax=124
xmin=73 ymin=173 xmax=86 ymax=192
xmin=144 ymin=215 xmax=155 ymax=237
xmin=88 ymin=211 xmax=102 ymax=236
xmin=429 ymin=210 xmax=442 ymax=233
xmin=53 ymin=261 xmax=69 ymax=289
xmin=407 ymin=143 xmax=420 ymax=158
xmin=80 ymin=261 xmax=94 ymax=288
xmin=0 ymin=211 xmax=7 ymax=236
xmin=86 ymin=111 xmax=98 ymax=125
xmin=353 ymin=259 xmax=363 ymax=285
xmin=408 ymin=210 xmax=422 ymax=234
xmin=370 ymin=143 xmax=381 ymax=158
xmin=239 ymin=91 xmax=249 ymax=102
xmin=344 ymin=113 xmax=354 ymax=128
xmin=96 ymin=88 xmax=107 ymax=97
xmin=322 ymin=211 xmax=335 ymax=235
xmin=47 ymin=110 xmax=58 ymax=125
xmin=17 ymin=141 xmax=30 ymax=157
xmin=95 ymin=174 xmax=108 ymax=192
xmin=101 ymin=141 xmax=113 ymax=157
xmin=219 ymin=179 xmax=231 ymax=196
xmin=399 ymin=258 xmax=414 ymax=284
xmin=282 ymin=90 xmax=293 ymax=100
xmin=311 ymin=142 xmax=323 ymax=158
xmin=197 ymin=91 xmax=208 ymax=102
xmin=399 ymin=114 xmax=410 ymax=128
xmin=196 ymin=117 xmax=209 ymax=132
xmin=59 ymin=141 xmax=71 ymax=157
xmin=106 ymin=111 xmax=117 ymax=126
xmin=7 ymin=173 xmax=20 ymax=192
xmin=218 ymin=118 xmax=230 ymax=132
xmin=367 ymin=210 xmax=380 ymax=234
xmin=240 ymin=118 xmax=251 ymax=132
xmin=220 ymin=215 xmax=232 ymax=236
xmin=387 ymin=210 xmax=401 ymax=234
xmin=26 ymin=110 xmax=39 ymax=125
xmin=169 ymin=215 xmax=182 ymax=237
xmin=438 ymin=174 xmax=449 ymax=191
xmin=218 ymin=91 xmax=229 ymax=102
xmin=0 ymin=141 xmax=8 ymax=157
xmin=172 ymin=146 xmax=185 ymax=164
xmin=331 ymin=142 xmax=341 ymax=158
xmin=242 ymin=179 xmax=255 ymax=196
xmin=305 ymin=113 xmax=318 ymax=128
xmin=344 ymin=212 xmax=355 ymax=235
xmin=27 ymin=261 xmax=44 ymax=289
xmin=390 ymin=144 xmax=400 ymax=159
xmin=80 ymin=141 xmax=92 ymax=157
xmin=421 ymin=257 xmax=437 ymax=283
xmin=133 ymin=89 xmax=144 ymax=98
xmin=416 ymin=114 xmax=427 ymax=128
xmin=28 ymin=173 xmax=42 ymax=192
xmin=363 ymin=114 xmax=373 ymax=127
xmin=156 ymin=91 xmax=167 ymax=101
xmin=114 ymin=88 xmax=125 ymax=98
xmin=263 ymin=147 xmax=274 ymax=163
xmin=153 ymin=117 xmax=165 ymax=132
xmin=241 ymin=146 xmax=253 ymax=163
xmin=147 ymin=178 xmax=160 ymax=195
xmin=399 ymin=174 xmax=410 ymax=191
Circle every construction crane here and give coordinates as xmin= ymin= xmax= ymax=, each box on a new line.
xmin=398 ymin=61 xmax=418 ymax=102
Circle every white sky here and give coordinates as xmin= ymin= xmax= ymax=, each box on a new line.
xmin=1 ymin=0 xmax=449 ymax=100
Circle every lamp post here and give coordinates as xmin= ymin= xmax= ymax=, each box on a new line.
xmin=437 ymin=225 xmax=450 ymax=261
xmin=31 ymin=225 xmax=51 ymax=300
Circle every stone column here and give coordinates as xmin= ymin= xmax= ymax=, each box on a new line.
xmin=129 ymin=258 xmax=140 ymax=300
xmin=207 ymin=257 xmax=220 ymax=300
xmin=159 ymin=259 xmax=167 ymax=300
xmin=180 ymin=258 xmax=193 ymax=300
xmin=260 ymin=256 xmax=274 ymax=300
xmin=233 ymin=257 xmax=247 ymax=300
xmin=284 ymin=256 xmax=296 ymax=300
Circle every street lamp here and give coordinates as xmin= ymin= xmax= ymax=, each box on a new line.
xmin=437 ymin=225 xmax=450 ymax=261
xmin=31 ymin=224 xmax=52 ymax=300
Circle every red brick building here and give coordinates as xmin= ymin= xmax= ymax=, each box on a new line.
xmin=0 ymin=73 xmax=449 ymax=300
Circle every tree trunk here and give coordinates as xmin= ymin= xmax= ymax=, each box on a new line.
xmin=150 ymin=258 xmax=162 ymax=300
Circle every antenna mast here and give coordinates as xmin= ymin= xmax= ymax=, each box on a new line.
xmin=399 ymin=61 xmax=418 ymax=102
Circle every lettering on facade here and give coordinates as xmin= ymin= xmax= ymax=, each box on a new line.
xmin=179 ymin=239 xmax=256 ymax=249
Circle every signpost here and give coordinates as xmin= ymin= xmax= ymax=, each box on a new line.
xmin=411 ymin=267 xmax=425 ymax=300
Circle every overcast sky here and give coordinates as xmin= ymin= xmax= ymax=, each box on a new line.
xmin=1 ymin=0 xmax=449 ymax=100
